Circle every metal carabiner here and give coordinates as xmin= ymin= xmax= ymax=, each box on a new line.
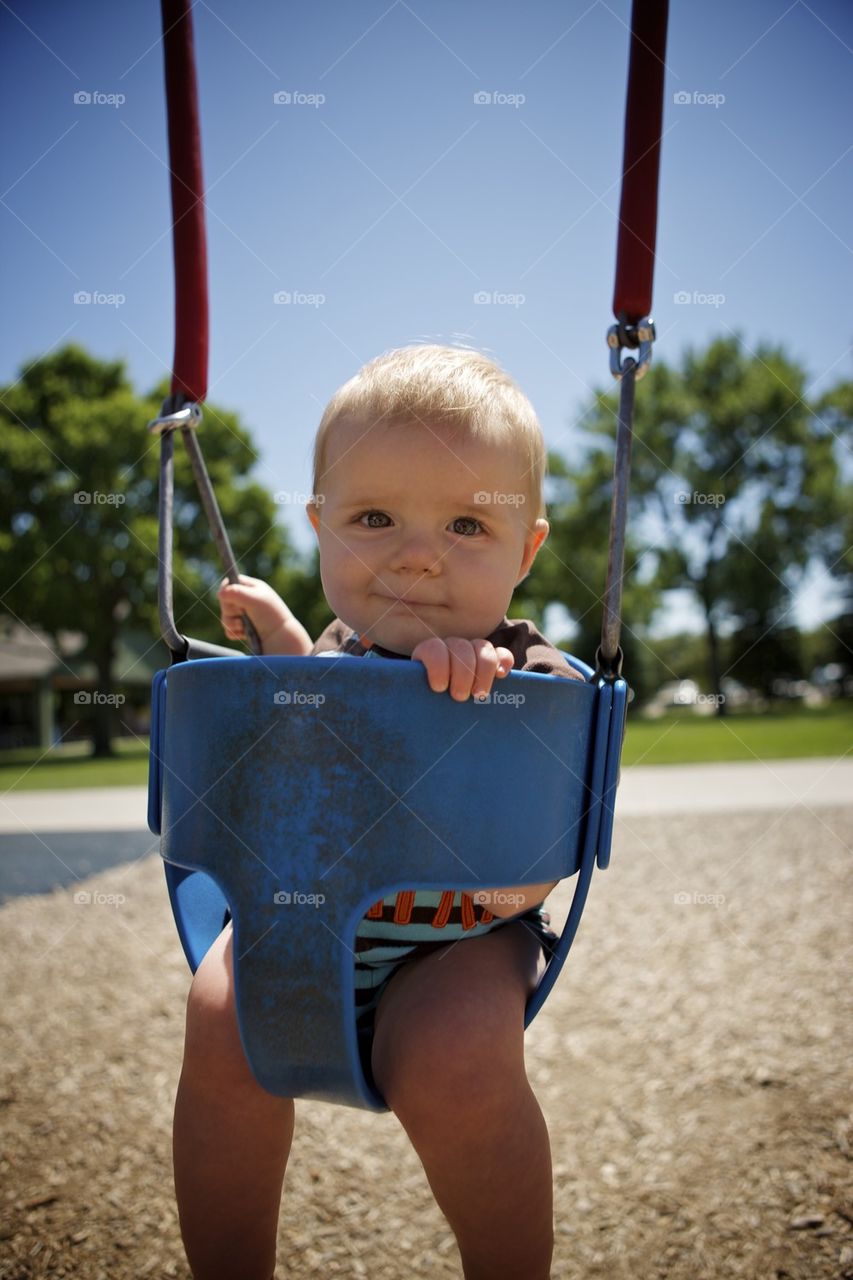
xmin=607 ymin=316 xmax=656 ymax=381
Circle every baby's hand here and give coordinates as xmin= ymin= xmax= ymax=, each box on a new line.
xmin=217 ymin=575 xmax=292 ymax=649
xmin=410 ymin=637 xmax=514 ymax=701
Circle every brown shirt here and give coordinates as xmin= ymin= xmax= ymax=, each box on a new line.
xmin=310 ymin=615 xmax=583 ymax=680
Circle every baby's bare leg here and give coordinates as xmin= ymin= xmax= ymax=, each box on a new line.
xmin=371 ymin=922 xmax=553 ymax=1280
xmin=173 ymin=922 xmax=293 ymax=1280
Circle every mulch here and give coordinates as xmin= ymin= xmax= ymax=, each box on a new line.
xmin=1 ymin=803 xmax=850 ymax=1278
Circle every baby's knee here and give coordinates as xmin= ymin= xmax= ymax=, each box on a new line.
xmin=377 ymin=1012 xmax=524 ymax=1123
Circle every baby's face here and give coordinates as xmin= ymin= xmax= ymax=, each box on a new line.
xmin=307 ymin=416 xmax=548 ymax=654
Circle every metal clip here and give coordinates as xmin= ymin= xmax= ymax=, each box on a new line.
xmin=607 ymin=316 xmax=655 ymax=381
xmin=147 ymin=400 xmax=203 ymax=435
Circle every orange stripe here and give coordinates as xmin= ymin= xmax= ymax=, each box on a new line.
xmin=431 ymin=890 xmax=455 ymax=928
xmin=365 ymin=898 xmax=384 ymax=919
xmin=461 ymin=892 xmax=476 ymax=931
xmin=393 ymin=891 xmax=415 ymax=924
xmin=480 ymin=907 xmax=494 ymax=923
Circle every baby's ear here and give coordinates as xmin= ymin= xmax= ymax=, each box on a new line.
xmin=517 ymin=518 xmax=549 ymax=582
xmin=306 ymin=500 xmax=321 ymax=534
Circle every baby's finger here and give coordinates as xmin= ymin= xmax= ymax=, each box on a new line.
xmin=411 ymin=638 xmax=450 ymax=692
xmin=445 ymin=638 xmax=479 ymax=701
xmin=470 ymin=641 xmax=502 ymax=700
xmin=494 ymin=647 xmax=514 ymax=677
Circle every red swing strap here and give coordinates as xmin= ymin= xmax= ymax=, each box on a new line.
xmin=149 ymin=0 xmax=260 ymax=657
xmin=612 ymin=0 xmax=669 ymax=331
xmin=161 ymin=0 xmax=208 ymax=405
xmin=597 ymin=0 xmax=669 ymax=679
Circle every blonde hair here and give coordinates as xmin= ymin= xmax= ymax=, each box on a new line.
xmin=312 ymin=344 xmax=546 ymax=522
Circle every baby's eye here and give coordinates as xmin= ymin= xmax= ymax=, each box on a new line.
xmin=449 ymin=516 xmax=484 ymax=537
xmin=358 ymin=510 xmax=392 ymax=529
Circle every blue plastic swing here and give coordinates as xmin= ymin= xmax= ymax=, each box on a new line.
xmin=148 ymin=0 xmax=668 ymax=1111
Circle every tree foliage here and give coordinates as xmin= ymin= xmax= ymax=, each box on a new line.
xmin=0 ymin=345 xmax=322 ymax=753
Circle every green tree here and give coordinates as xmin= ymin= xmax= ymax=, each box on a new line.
xmin=534 ymin=336 xmax=846 ymax=712
xmin=0 ymin=344 xmax=321 ymax=755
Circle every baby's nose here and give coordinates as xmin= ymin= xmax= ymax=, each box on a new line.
xmin=389 ymin=532 xmax=441 ymax=574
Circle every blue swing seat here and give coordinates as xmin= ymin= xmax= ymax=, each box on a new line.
xmin=148 ymin=648 xmax=627 ymax=1111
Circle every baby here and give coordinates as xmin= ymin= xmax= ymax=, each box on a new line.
xmin=173 ymin=345 xmax=582 ymax=1280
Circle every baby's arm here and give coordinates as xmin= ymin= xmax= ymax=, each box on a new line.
xmin=217 ymin=575 xmax=313 ymax=656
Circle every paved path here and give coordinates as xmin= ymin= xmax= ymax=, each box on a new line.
xmin=1 ymin=758 xmax=850 ymax=835
xmin=1 ymin=758 xmax=849 ymax=901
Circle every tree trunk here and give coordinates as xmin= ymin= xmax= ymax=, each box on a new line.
xmin=699 ymin=586 xmax=726 ymax=718
xmin=91 ymin=631 xmax=117 ymax=758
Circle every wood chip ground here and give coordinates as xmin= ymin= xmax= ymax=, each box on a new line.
xmin=1 ymin=805 xmax=850 ymax=1278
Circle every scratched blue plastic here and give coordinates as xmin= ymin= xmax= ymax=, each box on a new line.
xmin=150 ymin=651 xmax=624 ymax=1110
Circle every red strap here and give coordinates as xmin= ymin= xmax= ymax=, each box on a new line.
xmin=161 ymin=0 xmax=209 ymax=404
xmin=612 ymin=0 xmax=669 ymax=326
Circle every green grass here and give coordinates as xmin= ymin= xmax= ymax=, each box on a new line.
xmin=0 ymin=705 xmax=850 ymax=791
xmin=622 ymin=703 xmax=853 ymax=766
xmin=0 ymin=739 xmax=151 ymax=792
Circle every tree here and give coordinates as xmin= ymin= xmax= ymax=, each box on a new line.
xmin=533 ymin=336 xmax=846 ymax=713
xmin=0 ymin=345 xmax=322 ymax=755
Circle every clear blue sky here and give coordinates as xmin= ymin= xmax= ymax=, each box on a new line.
xmin=2 ymin=0 xmax=851 ymax=636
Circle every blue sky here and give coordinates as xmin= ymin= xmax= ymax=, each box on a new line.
xmin=2 ymin=0 xmax=851 ymax=637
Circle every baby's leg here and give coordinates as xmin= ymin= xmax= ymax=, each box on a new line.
xmin=172 ymin=921 xmax=294 ymax=1280
xmin=370 ymin=921 xmax=553 ymax=1280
